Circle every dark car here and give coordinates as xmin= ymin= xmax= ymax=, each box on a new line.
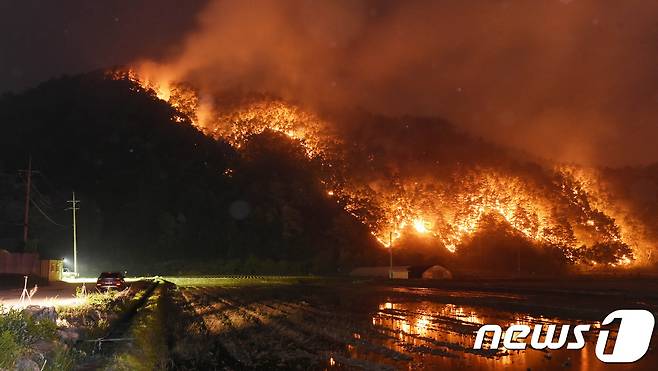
xmin=96 ymin=272 xmax=126 ymax=291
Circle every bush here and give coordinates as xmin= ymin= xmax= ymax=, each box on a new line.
xmin=0 ymin=307 xmax=64 ymax=370
xmin=0 ymin=307 xmax=57 ymax=345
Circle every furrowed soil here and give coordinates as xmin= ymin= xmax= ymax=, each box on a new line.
xmin=162 ymin=277 xmax=658 ymax=371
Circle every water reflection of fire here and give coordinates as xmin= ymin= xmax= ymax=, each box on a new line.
xmin=374 ymin=301 xmax=484 ymax=338
xmin=370 ymin=300 xmax=612 ymax=370
xmin=444 ymin=303 xmax=484 ymax=325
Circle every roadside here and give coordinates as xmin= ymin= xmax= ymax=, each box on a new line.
xmin=0 ymin=278 xmax=153 ymax=370
xmin=0 ymin=280 xmax=81 ymax=309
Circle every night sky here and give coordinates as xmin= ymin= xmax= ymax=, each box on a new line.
xmin=3 ymin=0 xmax=658 ymax=166
xmin=0 ymin=0 xmax=206 ymax=92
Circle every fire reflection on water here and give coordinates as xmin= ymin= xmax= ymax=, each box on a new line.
xmin=373 ymin=301 xmax=485 ymax=346
xmin=364 ymin=300 xmax=619 ymax=370
xmin=375 ymin=302 xmax=484 ymax=334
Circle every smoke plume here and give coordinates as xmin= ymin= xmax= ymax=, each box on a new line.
xmin=138 ymin=0 xmax=658 ymax=166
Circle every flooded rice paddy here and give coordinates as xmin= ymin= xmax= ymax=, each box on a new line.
xmin=175 ymin=278 xmax=658 ymax=370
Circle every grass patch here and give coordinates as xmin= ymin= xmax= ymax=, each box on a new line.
xmin=0 ymin=284 xmax=154 ymax=370
xmin=44 ymin=344 xmax=77 ymax=371
xmin=105 ymin=285 xmax=168 ymax=370
xmin=0 ymin=330 xmax=22 ymax=368
xmin=164 ymin=276 xmax=325 ymax=288
xmin=57 ymin=288 xmax=133 ymax=340
xmin=0 ymin=306 xmax=61 ymax=369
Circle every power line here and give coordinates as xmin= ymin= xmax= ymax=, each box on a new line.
xmin=30 ymin=183 xmax=52 ymax=208
xmin=30 ymin=198 xmax=66 ymax=228
xmin=35 ymin=170 xmax=66 ymax=195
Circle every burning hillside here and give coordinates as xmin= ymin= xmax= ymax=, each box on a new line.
xmin=106 ymin=68 xmax=651 ymax=268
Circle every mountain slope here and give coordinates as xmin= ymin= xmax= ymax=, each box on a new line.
xmin=0 ymin=73 xmax=380 ymax=274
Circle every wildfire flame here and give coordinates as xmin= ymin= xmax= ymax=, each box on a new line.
xmin=107 ymin=68 xmax=649 ymax=267
xmin=413 ymin=218 xmax=430 ymax=234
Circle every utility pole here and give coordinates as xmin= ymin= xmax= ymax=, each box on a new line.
xmin=389 ymin=231 xmax=393 ymax=279
xmin=19 ymin=156 xmax=37 ymax=247
xmin=66 ymin=192 xmax=80 ymax=275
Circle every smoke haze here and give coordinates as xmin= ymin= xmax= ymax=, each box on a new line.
xmin=138 ymin=0 xmax=658 ymax=166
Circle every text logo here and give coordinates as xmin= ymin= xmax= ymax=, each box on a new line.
xmin=473 ymin=309 xmax=655 ymax=363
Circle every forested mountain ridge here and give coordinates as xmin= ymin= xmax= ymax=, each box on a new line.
xmin=0 ymin=73 xmax=380 ymax=275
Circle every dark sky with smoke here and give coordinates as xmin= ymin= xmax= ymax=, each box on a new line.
xmin=4 ymin=0 xmax=658 ymax=166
